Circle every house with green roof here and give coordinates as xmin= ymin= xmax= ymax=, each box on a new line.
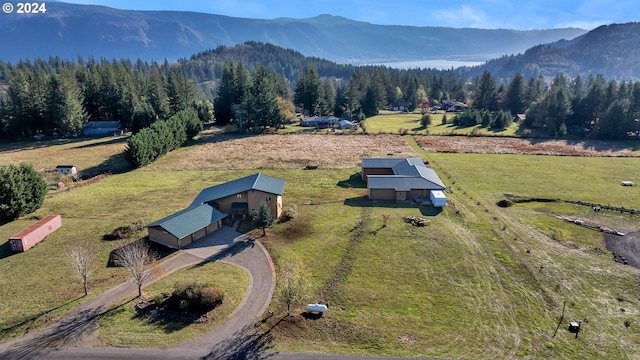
xmin=190 ymin=173 xmax=286 ymax=219
xmin=147 ymin=173 xmax=286 ymax=249
xmin=147 ymin=204 xmax=227 ymax=249
xmin=361 ymin=158 xmax=447 ymax=206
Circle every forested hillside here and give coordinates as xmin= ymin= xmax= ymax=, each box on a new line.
xmin=2 ymin=40 xmax=640 ymax=143
xmin=471 ymin=22 xmax=640 ymax=81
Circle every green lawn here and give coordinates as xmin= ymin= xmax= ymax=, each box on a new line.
xmin=1 ymin=134 xmax=640 ymax=359
xmin=97 ymin=261 xmax=248 ymax=347
xmin=364 ymin=111 xmax=520 ymax=136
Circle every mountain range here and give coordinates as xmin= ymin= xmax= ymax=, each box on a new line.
xmin=470 ymin=22 xmax=640 ymax=80
xmin=1 ymin=1 xmax=586 ymax=64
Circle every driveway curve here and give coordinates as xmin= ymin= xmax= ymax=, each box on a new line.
xmin=0 ymin=237 xmax=276 ymax=360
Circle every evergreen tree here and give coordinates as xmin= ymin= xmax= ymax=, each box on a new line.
xmin=473 ymin=70 xmax=497 ymax=111
xmin=597 ymin=101 xmax=628 ymax=139
xmin=504 ymin=73 xmax=526 ymax=114
xmin=253 ymin=201 xmax=274 ymax=236
xmin=294 ymin=65 xmax=324 ymax=116
xmin=214 ymin=62 xmax=236 ymax=125
xmin=244 ymin=65 xmax=282 ymax=131
xmin=0 ymin=163 xmax=48 ymax=220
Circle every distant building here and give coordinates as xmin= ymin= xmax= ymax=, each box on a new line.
xmin=83 ymin=121 xmax=122 ymax=136
xmin=56 ymin=165 xmax=77 ymax=177
xmin=361 ymin=158 xmax=447 ymax=206
xmin=441 ymin=100 xmax=468 ymax=112
xmin=299 ymin=116 xmax=338 ymax=127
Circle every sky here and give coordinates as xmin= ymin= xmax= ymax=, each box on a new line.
xmin=59 ymin=0 xmax=640 ymax=30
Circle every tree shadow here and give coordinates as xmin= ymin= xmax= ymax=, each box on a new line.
xmin=69 ymin=135 xmax=129 ymax=149
xmin=343 ymin=196 xmax=443 ymax=216
xmin=201 ymin=319 xmax=283 ymax=360
xmin=336 ymin=173 xmax=367 ymax=189
xmin=79 ymin=151 xmax=132 ymax=179
xmin=0 ymin=298 xmax=134 ymax=359
xmin=0 ymin=241 xmax=15 ymax=260
xmin=1 ymin=295 xmax=85 ymax=335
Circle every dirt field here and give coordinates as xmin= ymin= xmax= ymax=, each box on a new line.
xmin=150 ymin=133 xmax=418 ymax=170
xmin=416 ymin=136 xmax=640 ymax=156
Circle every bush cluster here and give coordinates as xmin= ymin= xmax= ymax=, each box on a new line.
xmin=0 ymin=163 xmax=48 ymax=220
xmin=125 ymin=108 xmax=203 ymax=167
xmin=170 ymin=282 xmax=224 ymax=312
xmin=452 ymin=110 xmax=513 ymax=129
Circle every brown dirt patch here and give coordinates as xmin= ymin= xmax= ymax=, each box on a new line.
xmin=415 ymin=136 xmax=640 ymax=156
xmin=604 ymin=231 xmax=640 ymax=269
xmin=153 ymin=134 xmax=418 ymax=170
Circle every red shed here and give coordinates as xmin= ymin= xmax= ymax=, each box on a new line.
xmin=8 ymin=215 xmax=62 ymax=252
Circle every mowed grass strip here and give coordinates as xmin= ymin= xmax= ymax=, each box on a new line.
xmin=97 ymin=261 xmax=248 ymax=347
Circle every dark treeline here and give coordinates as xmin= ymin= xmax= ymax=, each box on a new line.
xmin=2 ymin=41 xmax=640 ymax=141
xmin=0 ymin=57 xmax=213 ymax=139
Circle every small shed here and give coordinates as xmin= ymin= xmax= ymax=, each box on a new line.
xmin=430 ymin=190 xmax=447 ymax=207
xmin=8 ymin=215 xmax=62 ymax=252
xmin=56 ymin=165 xmax=77 ymax=177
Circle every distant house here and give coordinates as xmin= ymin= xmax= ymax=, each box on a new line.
xmin=83 ymin=121 xmax=122 ymax=136
xmin=361 ymin=158 xmax=447 ymax=206
xmin=55 ymin=165 xmax=77 ymax=177
xmin=147 ymin=173 xmax=286 ymax=249
xmin=9 ymin=215 xmax=62 ymax=252
xmin=299 ymin=116 xmax=339 ymax=127
xmin=336 ymin=119 xmax=356 ymax=130
xmin=390 ymin=101 xmax=411 ymax=111
xmin=441 ymin=100 xmax=468 ymax=112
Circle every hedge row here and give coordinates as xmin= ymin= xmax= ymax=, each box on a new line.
xmin=125 ymin=108 xmax=203 ymax=168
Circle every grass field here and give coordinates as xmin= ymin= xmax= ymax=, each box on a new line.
xmin=1 ymin=133 xmax=640 ymax=359
xmin=364 ymin=111 xmax=520 ymax=136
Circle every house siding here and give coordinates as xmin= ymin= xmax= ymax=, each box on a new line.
xmin=369 ymin=189 xmax=395 ymax=200
xmin=148 ymin=226 xmax=179 ymax=249
xmin=214 ymin=191 xmax=282 ymax=218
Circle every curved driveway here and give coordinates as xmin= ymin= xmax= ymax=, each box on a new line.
xmin=0 ymin=235 xmax=276 ymax=360
xmin=0 ymin=235 xmax=437 ymax=360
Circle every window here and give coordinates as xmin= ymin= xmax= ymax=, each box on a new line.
xmin=236 ymin=194 xmax=242 ymax=198
xmin=265 ymin=196 xmax=272 ymax=202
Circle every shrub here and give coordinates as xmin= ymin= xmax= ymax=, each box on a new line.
xmin=171 ymin=282 xmax=224 ymax=312
xmin=420 ymin=114 xmax=431 ymax=128
xmin=284 ymin=204 xmax=298 ymax=220
xmin=0 ymin=163 xmax=48 ymax=220
xmin=441 ymin=114 xmax=448 ymax=125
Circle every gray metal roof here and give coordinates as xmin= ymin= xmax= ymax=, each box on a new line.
xmin=147 ymin=204 xmax=226 ymax=239
xmin=190 ymin=173 xmax=285 ymax=207
xmin=363 ymin=157 xmax=446 ymax=191
xmin=368 ymin=175 xmax=445 ymax=191
xmin=362 ymin=157 xmax=423 ymax=169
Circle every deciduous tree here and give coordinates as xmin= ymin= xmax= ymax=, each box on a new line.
xmin=277 ymin=252 xmax=312 ymax=316
xmin=114 ymin=240 xmax=158 ymax=298
xmin=68 ymin=243 xmax=95 ymax=296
